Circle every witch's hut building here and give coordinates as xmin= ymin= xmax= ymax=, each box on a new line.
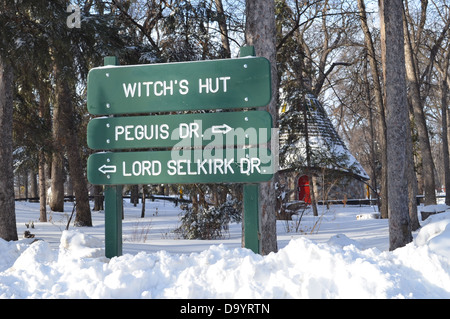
xmin=278 ymin=93 xmax=370 ymax=206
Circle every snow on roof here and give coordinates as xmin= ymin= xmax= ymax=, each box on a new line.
xmin=279 ymin=94 xmax=369 ymax=180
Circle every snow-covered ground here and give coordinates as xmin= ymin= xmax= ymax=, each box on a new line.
xmin=1 ymin=198 xmax=450 ymax=298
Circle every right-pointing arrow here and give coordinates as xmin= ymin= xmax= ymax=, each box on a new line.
xmin=98 ymin=164 xmax=117 ymax=175
xmin=211 ymin=124 xmax=233 ymax=134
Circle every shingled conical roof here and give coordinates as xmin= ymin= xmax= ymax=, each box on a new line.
xmin=279 ymin=93 xmax=369 ymax=180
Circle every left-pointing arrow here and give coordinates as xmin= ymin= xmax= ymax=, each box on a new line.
xmin=98 ymin=164 xmax=117 ymax=174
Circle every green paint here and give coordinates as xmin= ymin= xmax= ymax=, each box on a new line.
xmin=87 ymin=148 xmax=273 ymax=185
xmin=102 ymin=57 xmax=123 ymax=259
xmin=87 ymin=57 xmax=271 ymax=115
xmin=104 ymin=185 xmax=122 ymax=258
xmin=87 ymin=111 xmax=272 ymax=150
xmin=244 ymin=184 xmax=260 ymax=254
xmin=89 ymin=48 xmax=271 ymax=256
xmin=240 ymin=46 xmax=263 ymax=254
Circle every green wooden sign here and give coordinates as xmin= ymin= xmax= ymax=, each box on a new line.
xmin=87 ymin=148 xmax=273 ymax=185
xmin=88 ymin=48 xmax=271 ymax=257
xmin=87 ymin=111 xmax=272 ymax=150
xmin=87 ymin=57 xmax=271 ymax=115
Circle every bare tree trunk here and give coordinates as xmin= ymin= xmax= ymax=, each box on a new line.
xmin=37 ymin=84 xmax=49 ymax=222
xmin=443 ymin=85 xmax=450 ymax=206
xmin=50 ymin=156 xmax=65 ymax=211
xmin=357 ymin=0 xmax=388 ymax=218
xmin=54 ymin=61 xmax=92 ymax=227
xmin=402 ymin=6 xmax=436 ymax=206
xmin=141 ymin=184 xmax=147 ymax=218
xmin=30 ymin=170 xmax=38 ymax=199
xmin=131 ymin=185 xmax=139 ymax=207
xmin=439 ymin=47 xmax=450 ymax=206
xmin=214 ymin=0 xmax=231 ymax=58
xmin=379 ymin=0 xmax=413 ymax=250
xmin=362 ymin=51 xmax=379 ymax=203
xmin=38 ymin=155 xmax=47 ymax=222
xmin=50 ymin=65 xmax=66 ymax=212
xmin=64 ymin=106 xmax=92 ymax=226
xmin=245 ymin=0 xmax=278 ymax=255
xmin=66 ymin=175 xmax=73 ymax=202
xmin=0 ymin=56 xmax=17 ymax=241
xmin=23 ymin=170 xmax=28 ymax=200
xmin=93 ymin=185 xmax=104 ymax=211
xmin=406 ymin=112 xmax=420 ymax=231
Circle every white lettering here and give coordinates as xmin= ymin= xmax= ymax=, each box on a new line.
xmin=240 ymin=158 xmax=261 ymax=174
xmin=179 ymin=79 xmax=189 ymax=95
xmin=198 ymin=77 xmax=231 ymax=94
xmin=190 ymin=123 xmax=200 ymax=138
xmin=251 ymin=158 xmax=261 ymax=173
xmin=125 ymin=125 xmax=134 ymax=140
xmin=224 ymin=304 xmax=269 ymax=314
xmin=220 ymin=76 xmax=230 ymax=92
xmin=179 ymin=122 xmax=200 ymax=139
xmin=123 ymin=160 xmax=162 ymax=176
xmin=214 ymin=159 xmax=224 ymax=174
xmin=167 ymin=160 xmax=177 ymax=176
xmin=209 ymin=78 xmax=219 ymax=93
xmin=197 ymin=159 xmax=208 ymax=175
xmin=164 ymin=80 xmax=173 ymax=96
xmin=132 ymin=161 xmax=141 ymax=175
xmin=199 ymin=78 xmax=209 ymax=94
xmin=141 ymin=160 xmax=151 ymax=176
xmin=66 ymin=4 xmax=81 ymax=29
xmin=187 ymin=161 xmax=197 ymax=175
xmin=180 ymin=303 xmax=215 ymax=316
xmin=160 ymin=124 xmax=169 ymax=139
xmin=143 ymin=81 xmax=153 ymax=96
xmin=123 ymin=161 xmax=131 ymax=176
xmin=154 ymin=81 xmax=164 ymax=96
xmin=225 ymin=304 xmax=232 ymax=313
xmin=153 ymin=161 xmax=161 ymax=175
xmin=115 ymin=126 xmax=125 ymax=141
xmin=224 ymin=158 xmax=234 ymax=174
xmin=177 ymin=159 xmax=187 ymax=175
xmin=135 ymin=125 xmax=145 ymax=140
xmin=179 ymin=123 xmax=189 ymax=139
xmin=123 ymin=83 xmax=137 ymax=98
xmin=165 ymin=158 xmax=235 ymax=176
xmin=114 ymin=124 xmax=170 ymax=141
xmin=123 ymin=79 xmax=190 ymax=98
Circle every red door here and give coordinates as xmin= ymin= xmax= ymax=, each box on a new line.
xmin=298 ymin=175 xmax=311 ymax=204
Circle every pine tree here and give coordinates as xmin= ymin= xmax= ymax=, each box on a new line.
xmin=0 ymin=54 xmax=17 ymax=241
xmin=1 ymin=0 xmax=128 ymax=227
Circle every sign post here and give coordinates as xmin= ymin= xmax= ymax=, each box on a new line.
xmin=87 ymin=47 xmax=273 ymax=257
xmin=241 ymin=45 xmax=262 ymax=254
xmin=243 ymin=184 xmax=259 ymax=253
xmin=103 ymin=56 xmax=123 ymax=259
xmin=104 ymin=185 xmax=122 ymax=258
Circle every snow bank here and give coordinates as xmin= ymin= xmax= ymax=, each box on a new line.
xmin=419 ymin=204 xmax=449 ymax=221
xmin=2 ymin=221 xmax=450 ymax=298
xmin=420 ymin=204 xmax=449 ymax=213
xmin=415 ymin=212 xmax=450 ymax=260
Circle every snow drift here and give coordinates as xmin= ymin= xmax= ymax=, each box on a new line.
xmin=2 ymin=210 xmax=450 ymax=299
